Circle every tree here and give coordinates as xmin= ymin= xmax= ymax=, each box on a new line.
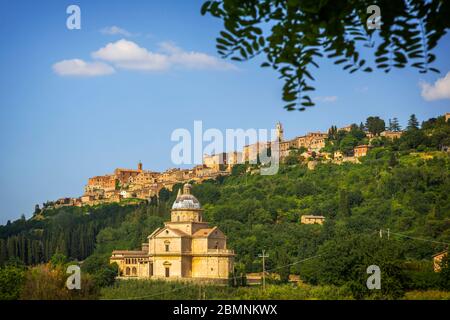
xmin=149 ymin=195 xmax=158 ymax=206
xmin=50 ymin=253 xmax=68 ymax=268
xmin=231 ymin=163 xmax=247 ymax=176
xmin=339 ymin=134 xmax=358 ymax=156
xmin=359 ymin=122 xmax=365 ymax=131
xmin=349 ymin=124 xmax=366 ymax=141
xmin=407 ymin=114 xmax=420 ymax=131
xmin=328 ymin=125 xmax=338 ymax=140
xmin=92 ymin=263 xmax=118 ymax=287
xmin=307 ymin=235 xmax=405 ymax=299
xmin=391 ymin=117 xmax=401 ymax=132
xmin=439 ymin=251 xmax=450 ymax=290
xmin=201 ymin=0 xmax=447 ymax=111
xmin=399 ymin=128 xmax=427 ymax=150
xmin=338 ymin=189 xmax=351 ymax=218
xmin=0 ymin=264 xmax=26 ymax=300
xmin=388 ymin=152 xmax=398 ymax=168
xmin=365 ymin=116 xmax=386 ymax=136
xmin=158 ymin=187 xmax=170 ymax=202
xmin=34 ymin=204 xmax=41 ymax=215
xmin=284 ymin=150 xmax=301 ymax=165
xmin=276 ymin=250 xmax=291 ymax=283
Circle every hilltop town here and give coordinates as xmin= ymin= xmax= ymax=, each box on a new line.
xmin=45 ymin=113 xmax=449 ymax=209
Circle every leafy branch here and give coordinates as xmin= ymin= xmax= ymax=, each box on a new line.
xmin=201 ymin=0 xmax=449 ymax=111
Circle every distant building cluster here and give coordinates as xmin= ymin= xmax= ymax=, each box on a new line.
xmin=48 ymin=118 xmax=414 ymax=208
xmin=51 ymin=161 xmax=231 ymax=208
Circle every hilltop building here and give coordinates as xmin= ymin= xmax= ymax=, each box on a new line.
xmin=300 ymin=215 xmax=325 ymax=225
xmin=380 ymin=130 xmax=403 ymax=140
xmin=354 ymin=145 xmax=373 ymax=158
xmin=110 ymin=184 xmax=234 ymax=280
xmin=276 ymin=121 xmax=284 ymax=142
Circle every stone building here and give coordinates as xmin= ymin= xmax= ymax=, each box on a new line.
xmin=432 ymin=251 xmax=448 ymax=272
xmin=294 ymin=132 xmax=328 ymax=150
xmin=203 ymin=152 xmax=227 ymax=169
xmin=226 ymin=151 xmax=243 ymax=167
xmin=114 ymin=166 xmax=142 ymax=185
xmin=380 ymin=130 xmax=403 ymax=140
xmin=110 ymin=184 xmax=234 ymax=280
xmin=300 ymin=215 xmax=325 ymax=225
xmin=85 ymin=175 xmax=116 ymax=193
xmin=354 ymin=144 xmax=372 ymax=157
xmin=243 ymin=142 xmax=271 ymax=163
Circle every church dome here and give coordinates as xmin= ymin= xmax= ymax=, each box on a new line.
xmin=171 ymin=184 xmax=201 ymax=210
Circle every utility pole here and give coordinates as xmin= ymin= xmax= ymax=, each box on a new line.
xmin=379 ymin=229 xmax=383 ymax=238
xmin=258 ymin=250 xmax=269 ymax=291
xmin=387 ymin=228 xmax=390 ymax=240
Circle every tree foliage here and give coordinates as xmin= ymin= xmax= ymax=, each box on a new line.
xmin=201 ymin=0 xmax=448 ymax=110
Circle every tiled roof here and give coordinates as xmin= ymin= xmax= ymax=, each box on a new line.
xmin=192 ymin=227 xmax=217 ymax=238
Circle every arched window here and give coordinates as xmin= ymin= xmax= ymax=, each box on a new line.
xmin=164 ymin=241 xmax=170 ymax=252
xmin=125 ymin=267 xmax=130 ymax=276
xmin=132 ymin=267 xmax=137 ymax=276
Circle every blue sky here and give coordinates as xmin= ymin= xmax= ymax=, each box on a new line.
xmin=0 ymin=0 xmax=449 ymax=224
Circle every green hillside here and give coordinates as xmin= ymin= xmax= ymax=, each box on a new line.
xmin=1 ymin=114 xmax=449 ymax=299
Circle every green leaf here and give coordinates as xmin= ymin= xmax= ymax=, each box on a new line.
xmin=200 ymin=1 xmax=211 ymax=15
xmin=334 ymin=59 xmax=347 ymax=65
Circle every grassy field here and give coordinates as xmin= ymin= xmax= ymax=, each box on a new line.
xmin=100 ymin=279 xmax=450 ymax=300
xmin=100 ymin=279 xmax=354 ymax=300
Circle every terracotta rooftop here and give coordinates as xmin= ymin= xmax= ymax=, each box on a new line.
xmin=192 ymin=227 xmax=217 ymax=238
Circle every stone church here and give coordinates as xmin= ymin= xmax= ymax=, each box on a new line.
xmin=110 ymin=184 xmax=234 ymax=280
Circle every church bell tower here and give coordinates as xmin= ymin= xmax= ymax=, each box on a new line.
xmin=276 ymin=122 xmax=284 ymax=142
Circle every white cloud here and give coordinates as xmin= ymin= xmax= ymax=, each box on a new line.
xmin=420 ymin=72 xmax=450 ymax=101
xmin=92 ymin=39 xmax=236 ymax=72
xmin=314 ymin=96 xmax=338 ymax=103
xmin=159 ymin=41 xmax=237 ymax=70
xmin=52 ymin=59 xmax=115 ymax=77
xmin=100 ymin=26 xmax=133 ymax=37
xmin=92 ymin=39 xmax=169 ymax=71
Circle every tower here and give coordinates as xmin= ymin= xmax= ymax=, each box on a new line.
xmin=276 ymin=122 xmax=284 ymax=142
xmin=138 ymin=161 xmax=143 ymax=171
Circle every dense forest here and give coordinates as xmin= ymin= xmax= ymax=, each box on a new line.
xmin=0 ymin=114 xmax=449 ymax=299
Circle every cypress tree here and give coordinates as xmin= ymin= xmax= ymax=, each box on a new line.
xmin=407 ymin=114 xmax=419 ymax=130
xmin=338 ymin=189 xmax=351 ymax=217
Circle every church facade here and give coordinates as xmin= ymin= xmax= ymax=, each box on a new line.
xmin=110 ymin=184 xmax=234 ymax=280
